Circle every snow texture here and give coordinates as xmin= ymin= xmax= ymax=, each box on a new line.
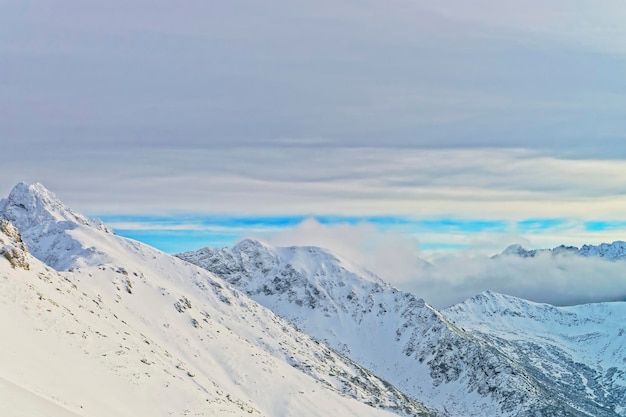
xmin=179 ymin=240 xmax=619 ymax=416
xmin=0 ymin=183 xmax=433 ymax=417
xmin=444 ymin=291 xmax=626 ymax=416
xmin=4 ymin=181 xmax=625 ymax=417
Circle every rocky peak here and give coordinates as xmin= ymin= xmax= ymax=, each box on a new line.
xmin=0 ymin=182 xmax=112 ymax=270
xmin=0 ymin=182 xmax=110 ymax=234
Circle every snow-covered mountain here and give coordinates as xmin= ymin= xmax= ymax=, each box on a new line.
xmin=0 ymin=183 xmax=433 ymax=417
xmin=6 ymin=182 xmax=625 ymax=416
xmin=499 ymin=241 xmax=626 ymax=260
xmin=178 ymin=240 xmax=612 ymax=416
xmin=443 ymin=291 xmax=626 ymax=416
xmin=0 ymin=182 xmax=113 ymax=270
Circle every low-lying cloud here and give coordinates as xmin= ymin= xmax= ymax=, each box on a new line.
xmin=262 ymin=219 xmax=626 ymax=309
xmin=411 ymin=253 xmax=626 ymax=308
xmin=262 ymin=218 xmax=426 ymax=287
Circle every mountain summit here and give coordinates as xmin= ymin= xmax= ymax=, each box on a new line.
xmin=0 ymin=182 xmax=111 ymax=270
xmin=0 ymin=182 xmax=102 ymax=229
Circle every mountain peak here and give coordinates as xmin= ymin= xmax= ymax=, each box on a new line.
xmin=0 ymin=182 xmax=112 ymax=270
xmin=1 ymin=182 xmax=88 ymax=229
xmin=232 ymin=238 xmax=273 ymax=253
xmin=497 ymin=243 xmax=552 ymax=258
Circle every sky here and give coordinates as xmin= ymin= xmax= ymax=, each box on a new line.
xmin=2 ymin=1 xmax=626 ymax=305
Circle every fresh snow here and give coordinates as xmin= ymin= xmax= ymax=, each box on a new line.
xmin=0 ymin=376 xmax=83 ymax=417
xmin=179 ymin=239 xmax=614 ymax=416
xmin=444 ymin=291 xmax=626 ymax=414
xmin=4 ymin=181 xmax=626 ymax=417
xmin=0 ymin=183 xmax=431 ymax=417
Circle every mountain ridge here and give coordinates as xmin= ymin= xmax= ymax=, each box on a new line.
xmin=4 ymin=181 xmax=625 ymax=416
xmin=0 ymin=182 xmax=433 ymax=417
xmin=498 ymin=241 xmax=626 ymax=260
xmin=179 ymin=239 xmax=615 ymax=416
xmin=443 ymin=290 xmax=626 ymax=415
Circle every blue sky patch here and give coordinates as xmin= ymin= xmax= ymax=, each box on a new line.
xmin=516 ymin=218 xmax=569 ymax=233
xmin=97 ymin=214 xmax=579 ymax=254
xmin=584 ymin=221 xmax=626 ymax=232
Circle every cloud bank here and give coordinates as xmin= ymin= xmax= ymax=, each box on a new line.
xmin=3 ymin=0 xmax=626 ymax=302
xmin=5 ymin=147 xmax=626 ymax=222
xmin=259 ymin=219 xmax=626 ymax=309
xmin=413 ymin=253 xmax=626 ymax=308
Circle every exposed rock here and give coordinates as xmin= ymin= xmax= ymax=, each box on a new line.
xmin=0 ymin=219 xmax=30 ymax=269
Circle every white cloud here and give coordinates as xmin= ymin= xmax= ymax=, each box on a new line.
xmin=3 ymin=0 xmax=626 ymax=299
xmin=257 ymin=219 xmax=626 ymax=309
xmin=6 ymin=147 xmax=626 ymax=222
xmin=411 ymin=253 xmax=626 ymax=308
xmin=260 ymin=218 xmax=425 ymax=286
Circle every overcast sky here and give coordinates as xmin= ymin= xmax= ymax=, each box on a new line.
xmin=3 ymin=1 xmax=626 ymax=305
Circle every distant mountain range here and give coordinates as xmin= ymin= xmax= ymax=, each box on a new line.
xmin=1 ymin=182 xmax=625 ymax=416
xmin=498 ymin=241 xmax=626 ymax=260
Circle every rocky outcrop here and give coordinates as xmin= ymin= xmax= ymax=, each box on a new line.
xmin=0 ymin=219 xmax=30 ymax=269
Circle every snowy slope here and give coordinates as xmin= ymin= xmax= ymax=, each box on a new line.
xmin=444 ymin=291 xmax=626 ymax=416
xmin=178 ymin=240 xmax=596 ymax=416
xmin=0 ymin=183 xmax=433 ymax=417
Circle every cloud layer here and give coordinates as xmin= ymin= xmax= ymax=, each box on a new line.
xmin=2 ymin=0 xmax=626 ymax=158
xmin=258 ymin=219 xmax=626 ymax=308
xmin=3 ymin=0 xmax=626 ymax=218
xmin=5 ymin=147 xmax=626 ymax=221
xmin=417 ymin=253 xmax=626 ymax=308
xmin=3 ymin=0 xmax=626 ymax=307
